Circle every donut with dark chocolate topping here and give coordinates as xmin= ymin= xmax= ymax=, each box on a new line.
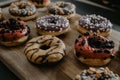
xmin=0 ymin=18 xmax=30 ymax=46
xmin=77 ymin=14 xmax=112 ymax=37
xmin=74 ymin=32 xmax=115 ymax=66
xmin=36 ymin=15 xmax=70 ymax=36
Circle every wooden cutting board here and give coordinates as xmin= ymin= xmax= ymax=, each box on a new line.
xmin=0 ymin=7 xmax=120 ymax=80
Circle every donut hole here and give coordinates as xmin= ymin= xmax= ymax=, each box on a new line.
xmin=58 ymin=3 xmax=68 ymax=8
xmin=49 ymin=19 xmax=56 ymax=24
xmin=40 ymin=45 xmax=50 ymax=50
xmin=88 ymin=37 xmax=105 ymax=48
xmin=19 ymin=3 xmax=26 ymax=9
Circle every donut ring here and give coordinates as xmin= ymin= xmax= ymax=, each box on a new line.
xmin=9 ymin=1 xmax=37 ymax=21
xmin=74 ymin=67 xmax=120 ymax=80
xmin=77 ymin=14 xmax=112 ymax=37
xmin=36 ymin=15 xmax=70 ymax=36
xmin=24 ymin=35 xmax=66 ymax=64
xmin=0 ymin=8 xmax=4 ymax=21
xmin=74 ymin=32 xmax=115 ymax=66
xmin=48 ymin=1 xmax=76 ymax=19
xmin=0 ymin=18 xmax=30 ymax=46
xmin=28 ymin=0 xmax=51 ymax=7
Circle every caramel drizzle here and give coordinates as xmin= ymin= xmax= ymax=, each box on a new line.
xmin=24 ymin=36 xmax=65 ymax=63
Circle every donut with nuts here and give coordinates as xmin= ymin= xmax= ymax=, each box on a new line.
xmin=9 ymin=1 xmax=38 ymax=21
xmin=74 ymin=67 xmax=120 ymax=80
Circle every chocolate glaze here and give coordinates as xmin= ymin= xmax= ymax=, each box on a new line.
xmin=79 ymin=14 xmax=112 ymax=32
xmin=36 ymin=15 xmax=70 ymax=32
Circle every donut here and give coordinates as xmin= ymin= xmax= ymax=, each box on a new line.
xmin=24 ymin=35 xmax=66 ymax=64
xmin=48 ymin=1 xmax=76 ymax=19
xmin=74 ymin=32 xmax=115 ymax=66
xmin=118 ymin=41 xmax=120 ymax=52
xmin=0 ymin=18 xmax=30 ymax=46
xmin=74 ymin=67 xmax=120 ymax=80
xmin=9 ymin=1 xmax=38 ymax=21
xmin=0 ymin=8 xmax=4 ymax=21
xmin=77 ymin=14 xmax=112 ymax=37
xmin=36 ymin=15 xmax=70 ymax=36
xmin=28 ymin=0 xmax=51 ymax=7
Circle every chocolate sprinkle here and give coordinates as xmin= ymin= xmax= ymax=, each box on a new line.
xmin=83 ymin=32 xmax=90 ymax=36
xmin=104 ymin=49 xmax=110 ymax=54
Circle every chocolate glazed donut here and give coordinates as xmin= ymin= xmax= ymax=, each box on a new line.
xmin=0 ymin=18 xmax=30 ymax=46
xmin=36 ymin=15 xmax=70 ymax=36
xmin=9 ymin=1 xmax=37 ymax=21
xmin=77 ymin=14 xmax=112 ymax=37
xmin=24 ymin=35 xmax=66 ymax=64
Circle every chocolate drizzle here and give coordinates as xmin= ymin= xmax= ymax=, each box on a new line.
xmin=24 ymin=35 xmax=66 ymax=64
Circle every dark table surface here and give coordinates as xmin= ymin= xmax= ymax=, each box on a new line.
xmin=0 ymin=0 xmax=120 ymax=80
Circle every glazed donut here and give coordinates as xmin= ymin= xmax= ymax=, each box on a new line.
xmin=119 ymin=41 xmax=120 ymax=52
xmin=36 ymin=15 xmax=70 ymax=36
xmin=24 ymin=35 xmax=66 ymax=64
xmin=0 ymin=18 xmax=30 ymax=46
xmin=74 ymin=32 xmax=115 ymax=66
xmin=9 ymin=1 xmax=37 ymax=21
xmin=77 ymin=14 xmax=112 ymax=37
xmin=74 ymin=67 xmax=120 ymax=80
xmin=28 ymin=0 xmax=51 ymax=7
xmin=48 ymin=1 xmax=76 ymax=19
xmin=0 ymin=8 xmax=4 ymax=21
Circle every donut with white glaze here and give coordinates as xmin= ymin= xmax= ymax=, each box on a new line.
xmin=24 ymin=35 xmax=66 ymax=64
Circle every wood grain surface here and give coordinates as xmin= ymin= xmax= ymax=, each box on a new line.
xmin=0 ymin=7 xmax=120 ymax=80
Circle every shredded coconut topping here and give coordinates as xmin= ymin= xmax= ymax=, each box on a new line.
xmin=36 ymin=15 xmax=70 ymax=32
xmin=79 ymin=14 xmax=112 ymax=32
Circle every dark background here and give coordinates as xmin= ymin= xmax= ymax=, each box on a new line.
xmin=0 ymin=0 xmax=120 ymax=80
